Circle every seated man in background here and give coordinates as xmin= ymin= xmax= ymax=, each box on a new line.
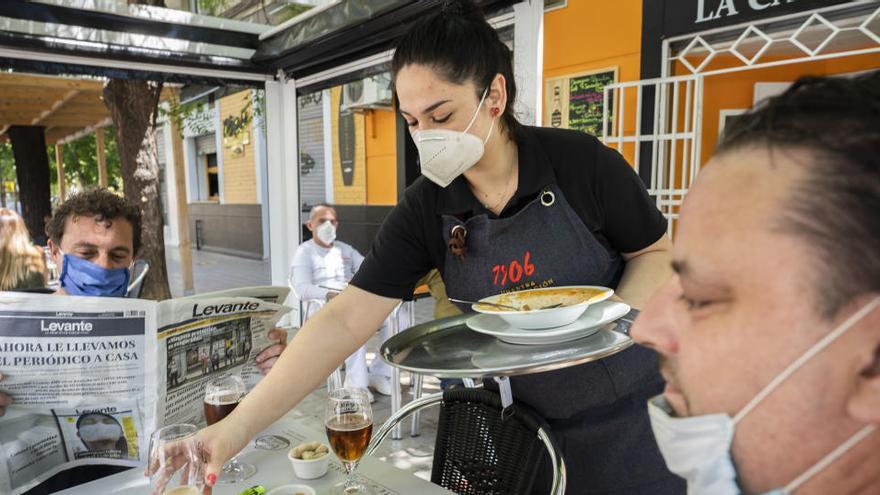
xmin=632 ymin=71 xmax=880 ymax=494
xmin=291 ymin=204 xmax=403 ymax=401
xmin=0 ymin=188 xmax=287 ymax=492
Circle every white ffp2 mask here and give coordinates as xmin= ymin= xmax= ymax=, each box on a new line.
xmin=316 ymin=221 xmax=336 ymax=245
xmin=412 ymin=88 xmax=496 ymax=187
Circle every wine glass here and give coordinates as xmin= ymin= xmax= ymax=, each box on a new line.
xmin=203 ymin=375 xmax=256 ymax=482
xmin=325 ymin=388 xmax=374 ymax=494
xmin=148 ymin=424 xmax=204 ymax=495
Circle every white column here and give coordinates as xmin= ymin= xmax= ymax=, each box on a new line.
xmin=213 ymin=100 xmax=226 ymax=204
xmin=265 ymin=73 xmax=302 ymax=324
xmin=322 ymin=88 xmax=335 ymax=204
xmin=253 ymin=89 xmax=271 ymax=260
xmin=162 ymin=119 xmax=181 ymax=246
xmin=513 ymin=0 xmax=544 ymax=126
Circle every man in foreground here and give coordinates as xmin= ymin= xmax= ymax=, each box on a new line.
xmin=632 ymin=71 xmax=880 ymax=494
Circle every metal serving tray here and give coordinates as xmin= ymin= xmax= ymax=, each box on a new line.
xmin=380 ymin=310 xmax=637 ymax=379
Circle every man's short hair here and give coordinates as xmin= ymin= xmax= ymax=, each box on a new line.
xmin=308 ymin=203 xmax=337 ymax=222
xmin=717 ymin=70 xmax=880 ymax=319
xmin=45 ymin=188 xmax=142 ymax=255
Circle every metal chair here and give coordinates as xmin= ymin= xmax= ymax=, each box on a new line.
xmin=299 ymin=298 xmax=344 ymax=391
xmin=368 ymin=388 xmax=567 ymax=495
xmin=125 ymin=259 xmax=150 ymax=298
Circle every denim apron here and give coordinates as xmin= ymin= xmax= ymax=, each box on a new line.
xmin=442 ymin=183 xmax=683 ymax=494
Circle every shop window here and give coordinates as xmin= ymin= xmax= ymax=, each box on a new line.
xmin=545 ymin=0 xmax=567 ymax=12
xmin=206 ymin=152 xmax=220 ymax=201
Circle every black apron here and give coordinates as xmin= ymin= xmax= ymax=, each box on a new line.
xmin=442 ymin=184 xmax=683 ymax=494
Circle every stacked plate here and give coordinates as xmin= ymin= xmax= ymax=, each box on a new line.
xmin=467 ymin=300 xmax=631 ymax=345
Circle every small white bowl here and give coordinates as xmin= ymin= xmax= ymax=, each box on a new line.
xmin=267 ymin=484 xmax=317 ymax=495
xmin=288 ymin=447 xmax=329 ymax=480
xmin=472 ymin=286 xmax=614 ymax=330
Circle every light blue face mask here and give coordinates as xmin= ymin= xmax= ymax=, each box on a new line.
xmin=59 ymin=252 xmax=130 ymax=297
xmin=648 ymin=297 xmax=880 ymax=495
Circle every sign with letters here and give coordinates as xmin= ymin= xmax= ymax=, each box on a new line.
xmin=661 ymin=0 xmax=851 ymax=37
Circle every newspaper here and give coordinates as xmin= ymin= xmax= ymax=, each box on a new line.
xmin=0 ymin=286 xmax=290 ymax=495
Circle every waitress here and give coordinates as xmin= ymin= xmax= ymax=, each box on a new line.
xmin=196 ymin=2 xmax=683 ymax=493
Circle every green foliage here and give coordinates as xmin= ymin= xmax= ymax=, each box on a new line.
xmin=0 ymin=143 xmax=15 ymax=183
xmin=197 ymin=0 xmax=230 ymax=16
xmin=274 ymin=3 xmax=312 ymax=23
xmin=160 ymin=95 xmax=214 ymax=138
xmin=46 ymin=128 xmax=123 ymax=194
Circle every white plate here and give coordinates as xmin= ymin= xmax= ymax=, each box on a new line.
xmin=472 ymin=285 xmax=614 ymax=329
xmin=466 ymin=300 xmax=631 ymax=345
xmin=266 ymin=484 xmax=317 ymax=495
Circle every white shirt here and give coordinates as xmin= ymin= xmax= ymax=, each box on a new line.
xmin=290 ymin=239 xmax=364 ymax=302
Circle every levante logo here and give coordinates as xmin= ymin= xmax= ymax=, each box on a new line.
xmin=40 ymin=320 xmax=94 ymax=334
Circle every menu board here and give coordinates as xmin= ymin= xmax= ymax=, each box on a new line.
xmin=544 ymin=67 xmax=617 ymax=137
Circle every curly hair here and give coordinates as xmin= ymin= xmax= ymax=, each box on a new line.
xmin=45 ymin=188 xmax=142 ymax=255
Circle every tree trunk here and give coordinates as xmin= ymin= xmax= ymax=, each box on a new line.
xmin=8 ymin=126 xmax=52 ymax=245
xmin=103 ymin=79 xmax=171 ymax=300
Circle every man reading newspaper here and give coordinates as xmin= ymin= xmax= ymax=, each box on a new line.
xmin=0 ymin=189 xmax=289 ymax=494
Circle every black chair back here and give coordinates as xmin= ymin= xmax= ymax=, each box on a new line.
xmin=431 ymin=388 xmax=552 ymax=495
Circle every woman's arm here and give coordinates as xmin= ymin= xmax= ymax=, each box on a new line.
xmin=198 ymin=286 xmax=400 ymax=487
xmin=616 ymin=235 xmax=673 ymax=309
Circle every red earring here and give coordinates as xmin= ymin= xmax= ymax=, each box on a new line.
xmin=491 ymin=107 xmax=500 ymax=117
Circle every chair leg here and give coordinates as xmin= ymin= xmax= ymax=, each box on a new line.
xmin=389 ymin=304 xmax=403 ymax=440
xmin=327 ymin=366 xmax=342 ymax=391
xmin=410 ymin=373 xmax=424 ymax=437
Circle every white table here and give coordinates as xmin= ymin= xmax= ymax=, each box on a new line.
xmin=56 ymin=411 xmax=452 ymax=495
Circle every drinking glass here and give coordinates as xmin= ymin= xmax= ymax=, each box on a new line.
xmin=325 ymin=388 xmax=374 ymax=494
xmin=203 ymin=375 xmax=256 ymax=482
xmin=148 ymin=424 xmax=203 ymax=495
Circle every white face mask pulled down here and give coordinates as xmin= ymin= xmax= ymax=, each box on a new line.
xmin=649 ymin=297 xmax=880 ymax=495
xmin=315 ymin=221 xmax=336 ymax=245
xmin=412 ymin=87 xmax=496 ymax=187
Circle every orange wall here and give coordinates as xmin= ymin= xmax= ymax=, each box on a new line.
xmin=543 ymin=0 xmax=643 ymax=165
xmin=364 ymin=109 xmax=398 ymax=205
xmin=690 ymin=54 xmax=880 ymax=167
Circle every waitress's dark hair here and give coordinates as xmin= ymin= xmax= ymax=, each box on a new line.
xmin=391 ymin=0 xmax=520 ymax=135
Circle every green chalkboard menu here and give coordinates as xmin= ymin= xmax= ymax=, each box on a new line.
xmin=568 ymin=70 xmax=616 ymax=136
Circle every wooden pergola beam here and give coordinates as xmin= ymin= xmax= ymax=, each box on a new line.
xmin=0 ymin=88 xmax=69 ymax=99
xmin=0 ymin=73 xmax=104 ymax=91
xmin=57 ymin=117 xmax=113 ymax=145
xmin=32 ymin=90 xmax=80 ymax=127
xmin=96 ymin=128 xmax=108 ymax=188
xmin=42 ymin=117 xmax=109 ymax=128
xmin=55 ymin=144 xmax=66 ymax=202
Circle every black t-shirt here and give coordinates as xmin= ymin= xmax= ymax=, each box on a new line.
xmin=351 ymin=125 xmax=667 ymax=299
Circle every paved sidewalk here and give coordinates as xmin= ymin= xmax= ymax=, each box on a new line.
xmin=165 ymin=246 xmax=272 ymax=297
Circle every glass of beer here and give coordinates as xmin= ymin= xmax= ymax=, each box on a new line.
xmin=325 ymin=388 xmax=374 ymax=494
xmin=203 ymin=375 xmax=256 ymax=483
xmin=148 ymin=423 xmax=203 ymax=495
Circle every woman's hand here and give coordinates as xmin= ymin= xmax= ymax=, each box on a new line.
xmin=147 ymin=418 xmax=251 ymax=495
xmin=198 ymin=418 xmax=253 ymax=491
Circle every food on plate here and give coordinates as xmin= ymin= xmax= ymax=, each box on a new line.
xmin=478 ymin=287 xmax=610 ymax=312
xmin=290 ymin=441 xmax=329 ymax=460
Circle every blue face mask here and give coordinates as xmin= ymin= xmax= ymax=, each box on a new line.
xmin=59 ymin=252 xmax=130 ymax=297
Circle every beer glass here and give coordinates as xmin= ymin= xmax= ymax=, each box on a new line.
xmin=203 ymin=375 xmax=256 ymax=482
xmin=148 ymin=424 xmax=203 ymax=495
xmin=325 ymin=388 xmax=374 ymax=494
